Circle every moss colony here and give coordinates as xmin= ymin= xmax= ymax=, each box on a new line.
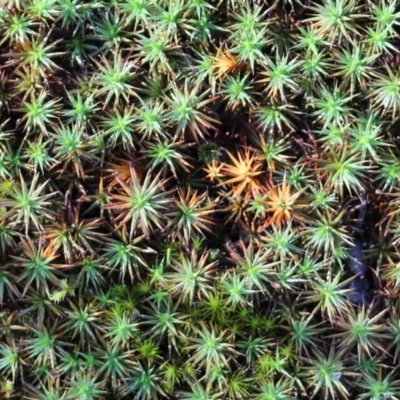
xmin=2 ymin=0 xmax=400 ymax=398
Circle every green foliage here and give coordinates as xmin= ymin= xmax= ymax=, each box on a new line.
xmin=18 ymin=91 xmax=61 ymax=134
xmin=106 ymin=168 xmax=172 ymax=239
xmin=0 ymin=173 xmax=57 ymax=235
xmin=307 ymin=0 xmax=366 ymax=42
xmin=3 ymin=32 xmax=63 ymax=77
xmin=165 ymin=249 xmax=216 ymax=304
xmin=305 ymin=347 xmax=353 ymax=399
xmin=165 ymin=79 xmax=218 ymax=142
xmin=92 ymin=52 xmax=139 ymax=107
xmin=0 ymin=341 xmax=21 ymax=381
xmin=67 ymin=373 xmax=105 ymax=400
xmin=370 ymin=66 xmax=400 ymax=119
xmin=333 ymin=307 xmax=390 ymax=360
xmin=259 ymin=53 xmax=301 ymax=102
xmin=1 ymin=0 xmax=400 ymax=398
xmin=166 ymin=188 xmax=214 ymax=244
xmin=186 ymin=323 xmax=240 ymax=374
xmin=303 ymin=270 xmax=351 ymax=321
